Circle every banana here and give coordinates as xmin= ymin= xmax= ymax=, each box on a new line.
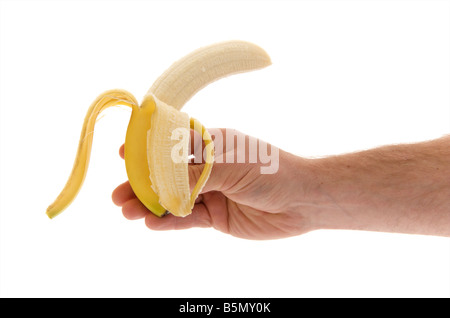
xmin=46 ymin=40 xmax=271 ymax=219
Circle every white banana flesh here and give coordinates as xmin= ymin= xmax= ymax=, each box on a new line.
xmin=149 ymin=40 xmax=271 ymax=110
xmin=147 ymin=96 xmax=191 ymax=217
xmin=146 ymin=40 xmax=271 ymax=217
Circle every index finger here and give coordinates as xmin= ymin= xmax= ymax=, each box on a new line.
xmin=119 ymin=144 xmax=124 ymax=159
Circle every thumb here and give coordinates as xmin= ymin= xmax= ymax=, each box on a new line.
xmin=188 ymin=161 xmax=253 ymax=195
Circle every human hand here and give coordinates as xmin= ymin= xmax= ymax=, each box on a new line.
xmin=112 ymin=128 xmax=313 ymax=240
xmin=113 ymin=130 xmax=450 ymax=238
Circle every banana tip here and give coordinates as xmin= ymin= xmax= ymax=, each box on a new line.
xmin=46 ymin=211 xmax=54 ymax=219
xmin=46 ymin=206 xmax=59 ymax=219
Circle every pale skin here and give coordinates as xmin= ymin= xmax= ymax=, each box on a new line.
xmin=112 ymin=129 xmax=450 ymax=239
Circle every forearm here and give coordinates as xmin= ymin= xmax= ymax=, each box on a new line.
xmin=298 ymin=136 xmax=450 ymax=236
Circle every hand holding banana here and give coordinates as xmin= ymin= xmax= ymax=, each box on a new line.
xmin=47 ymin=41 xmax=271 ymax=219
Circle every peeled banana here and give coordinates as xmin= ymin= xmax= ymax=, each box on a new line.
xmin=46 ymin=40 xmax=271 ymax=219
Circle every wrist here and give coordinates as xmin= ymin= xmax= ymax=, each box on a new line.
xmin=282 ymin=152 xmax=344 ymax=231
xmin=286 ymin=155 xmax=348 ymax=231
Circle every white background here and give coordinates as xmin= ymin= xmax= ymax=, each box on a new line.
xmin=1 ymin=0 xmax=449 ymax=297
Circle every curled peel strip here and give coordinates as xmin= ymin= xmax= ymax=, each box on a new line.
xmin=46 ymin=40 xmax=271 ymax=219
